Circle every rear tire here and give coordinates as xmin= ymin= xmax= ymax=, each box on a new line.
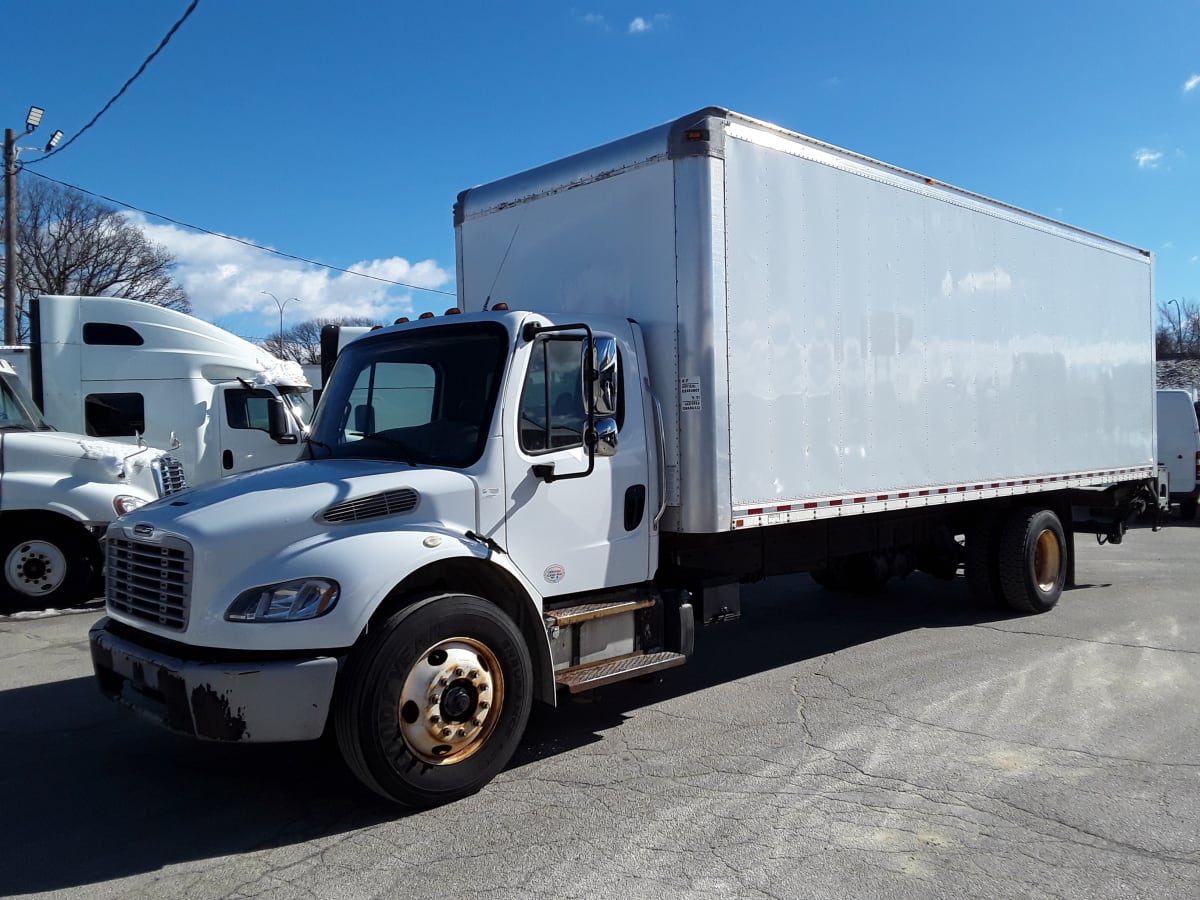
xmin=998 ymin=508 xmax=1067 ymax=614
xmin=334 ymin=593 xmax=533 ymax=808
xmin=965 ymin=513 xmax=1003 ymax=606
xmin=1180 ymin=496 xmax=1198 ymax=521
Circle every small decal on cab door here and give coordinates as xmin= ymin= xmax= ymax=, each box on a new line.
xmin=543 ymin=564 xmax=565 ymax=584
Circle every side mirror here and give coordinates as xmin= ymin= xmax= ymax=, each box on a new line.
xmin=591 ymin=417 xmax=618 ymax=458
xmin=588 ymin=335 xmax=618 ymax=417
xmin=268 ymin=400 xmax=298 ymax=444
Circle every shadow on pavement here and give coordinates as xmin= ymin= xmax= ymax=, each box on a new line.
xmin=1 ymin=572 xmax=1020 ymax=893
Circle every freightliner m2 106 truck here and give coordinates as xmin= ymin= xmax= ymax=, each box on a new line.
xmin=90 ymin=108 xmax=1158 ymax=808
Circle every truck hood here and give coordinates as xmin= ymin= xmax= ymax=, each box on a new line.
xmin=123 ymin=459 xmax=480 ymax=547
xmin=2 ymin=430 xmax=168 ymax=493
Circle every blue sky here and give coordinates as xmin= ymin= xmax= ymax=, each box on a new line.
xmin=5 ymin=1 xmax=1199 ymax=340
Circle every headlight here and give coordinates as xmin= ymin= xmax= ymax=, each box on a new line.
xmin=226 ymin=578 xmax=340 ymax=622
xmin=113 ymin=495 xmax=147 ymax=516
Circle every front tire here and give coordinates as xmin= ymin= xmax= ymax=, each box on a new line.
xmin=998 ymin=508 xmax=1067 ymax=614
xmin=334 ymin=593 xmax=533 ymax=808
xmin=0 ymin=521 xmax=97 ymax=613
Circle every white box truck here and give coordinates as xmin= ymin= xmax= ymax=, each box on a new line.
xmin=0 ymin=358 xmax=186 ymax=612
xmin=90 ymin=108 xmax=1158 ymax=808
xmin=1155 ymin=389 xmax=1200 ymax=518
xmin=18 ymin=295 xmax=313 ymax=485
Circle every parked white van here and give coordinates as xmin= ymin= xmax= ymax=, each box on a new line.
xmin=1156 ymin=389 xmax=1200 ymax=519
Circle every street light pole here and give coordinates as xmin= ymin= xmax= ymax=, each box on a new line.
xmin=261 ymin=291 xmax=299 ymax=356
xmin=3 ymin=127 xmax=18 ymax=345
xmin=1168 ymin=298 xmax=1183 ymax=355
xmin=4 ymin=105 xmax=62 ymax=345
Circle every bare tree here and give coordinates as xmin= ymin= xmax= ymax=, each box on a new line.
xmin=1 ymin=177 xmax=190 ymax=341
xmin=1157 ymin=298 xmax=1200 ymax=358
xmin=265 ymin=315 xmax=376 ymax=363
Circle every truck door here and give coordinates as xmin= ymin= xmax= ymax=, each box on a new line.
xmin=216 ymin=387 xmax=298 ymax=476
xmin=500 ymin=325 xmax=653 ymax=596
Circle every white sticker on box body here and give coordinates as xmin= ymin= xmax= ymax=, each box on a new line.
xmin=681 ymin=377 xmax=702 ymax=412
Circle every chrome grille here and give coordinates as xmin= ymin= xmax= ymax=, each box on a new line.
xmin=321 ymin=488 xmax=419 ymax=524
xmin=151 ymin=455 xmax=188 ymax=497
xmin=106 ymin=535 xmax=192 ymax=631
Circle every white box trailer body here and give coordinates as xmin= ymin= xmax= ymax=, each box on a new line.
xmin=455 ymin=107 xmax=1156 ymax=534
xmin=90 ymin=107 xmax=1160 ymax=810
xmin=25 ymin=295 xmax=313 ymax=485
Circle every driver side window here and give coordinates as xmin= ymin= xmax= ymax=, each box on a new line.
xmin=519 ymin=338 xmax=585 ymax=454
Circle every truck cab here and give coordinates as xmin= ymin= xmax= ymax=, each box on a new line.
xmin=26 ymin=295 xmax=312 ymax=485
xmin=0 ymin=358 xmax=186 ymax=612
xmin=89 ymin=308 xmax=679 ymax=806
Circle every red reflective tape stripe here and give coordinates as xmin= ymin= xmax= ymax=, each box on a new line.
xmin=803 ymin=502 xmax=817 ymax=509
xmin=830 ymin=499 xmax=843 ymax=506
xmin=747 ymin=508 xmax=763 ymax=515
xmin=777 ymin=504 xmax=791 ymax=512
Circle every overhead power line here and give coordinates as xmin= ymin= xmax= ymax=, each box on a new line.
xmin=22 ymin=168 xmax=456 ymax=296
xmin=27 ymin=1 xmax=202 ymax=165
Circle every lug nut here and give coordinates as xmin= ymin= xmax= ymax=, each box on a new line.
xmin=457 ymin=728 xmax=466 ymax=737
xmin=479 ymin=701 xmax=489 ymax=709
xmin=469 ymin=670 xmax=478 ymax=679
xmin=472 ymin=719 xmax=481 ymax=727
xmin=430 ymin=695 xmax=440 ymax=704
xmin=455 ymin=668 xmax=464 ymax=677
xmin=430 ymin=715 xmax=440 ymax=723
xmin=441 ymin=727 xmax=451 ymax=737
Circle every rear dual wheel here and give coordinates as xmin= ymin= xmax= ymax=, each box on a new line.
xmin=967 ymin=507 xmax=1067 ymax=614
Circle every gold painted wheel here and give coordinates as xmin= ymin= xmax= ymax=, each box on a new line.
xmin=397 ymin=637 xmax=505 ymax=766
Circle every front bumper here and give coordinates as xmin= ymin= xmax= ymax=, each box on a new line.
xmin=89 ymin=618 xmax=340 ymax=742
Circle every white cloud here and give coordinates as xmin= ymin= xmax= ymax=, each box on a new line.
xmin=129 ymin=214 xmax=452 ymax=336
xmin=580 ymin=13 xmax=608 ymax=29
xmin=628 ymin=14 xmax=669 ymax=34
xmin=1133 ymin=148 xmax=1163 ymax=169
xmin=1184 ymin=74 xmax=1200 ymax=93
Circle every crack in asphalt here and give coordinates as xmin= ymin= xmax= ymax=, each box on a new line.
xmin=972 ymin=623 xmax=1200 ymax=656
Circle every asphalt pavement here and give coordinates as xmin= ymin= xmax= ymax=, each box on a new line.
xmin=1 ymin=519 xmax=1197 ymax=899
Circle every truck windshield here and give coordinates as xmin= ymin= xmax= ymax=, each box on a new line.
xmin=0 ymin=371 xmax=53 ymax=431
xmin=279 ymin=386 xmax=315 ymax=428
xmin=306 ymin=321 xmax=509 ymax=468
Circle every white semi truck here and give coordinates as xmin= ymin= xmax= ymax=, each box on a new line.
xmin=13 ymin=295 xmax=313 ymax=485
xmin=90 ymin=108 xmax=1158 ymax=808
xmin=0 ymin=358 xmax=186 ymax=612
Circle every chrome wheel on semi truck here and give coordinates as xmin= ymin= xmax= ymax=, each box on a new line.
xmin=334 ymin=593 xmax=533 ymax=807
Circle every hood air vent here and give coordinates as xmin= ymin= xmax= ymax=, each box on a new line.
xmin=321 ymin=488 xmax=419 ymax=524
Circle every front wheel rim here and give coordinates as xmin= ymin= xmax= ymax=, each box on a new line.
xmin=1033 ymin=529 xmax=1062 ymax=592
xmin=5 ymin=540 xmax=68 ymax=598
xmin=397 ymin=637 xmax=504 ymax=765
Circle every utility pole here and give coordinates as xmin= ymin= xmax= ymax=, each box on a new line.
xmin=3 ymin=106 xmax=62 ymax=345
xmin=4 ymin=126 xmax=18 ymax=345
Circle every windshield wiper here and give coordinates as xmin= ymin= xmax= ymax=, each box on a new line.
xmin=351 ymin=431 xmax=419 ymax=466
